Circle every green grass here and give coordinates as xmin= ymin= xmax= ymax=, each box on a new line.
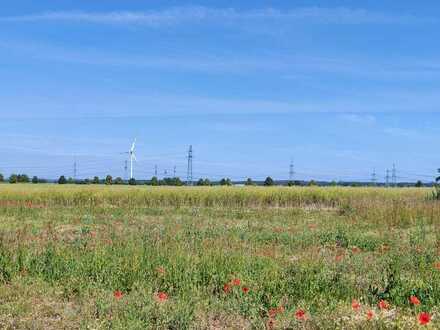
xmin=0 ymin=184 xmax=439 ymax=329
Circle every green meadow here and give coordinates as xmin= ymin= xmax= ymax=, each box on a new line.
xmin=0 ymin=185 xmax=439 ymax=329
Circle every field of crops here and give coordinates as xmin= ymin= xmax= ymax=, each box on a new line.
xmin=0 ymin=185 xmax=439 ymax=329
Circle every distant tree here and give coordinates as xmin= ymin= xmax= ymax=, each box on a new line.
xmin=330 ymin=181 xmax=338 ymax=187
xmin=433 ymin=169 xmax=440 ymax=200
xmin=308 ymin=180 xmax=317 ymax=187
xmin=58 ymin=175 xmax=67 ymax=184
xmin=294 ymin=180 xmax=302 ymax=186
xmin=415 ymin=180 xmax=424 ymax=188
xmin=105 ymin=175 xmax=113 ymax=185
xmin=92 ymin=176 xmax=100 ymax=184
xmin=197 ymin=178 xmax=211 ymax=186
xmin=17 ymin=174 xmax=30 ymax=183
xmin=287 ymin=180 xmax=294 ymax=187
xmin=32 ymin=176 xmax=39 ymax=184
xmin=84 ymin=178 xmax=90 ymax=184
xmin=9 ymin=174 xmax=18 ymax=184
xmin=245 ymin=178 xmax=254 ymax=186
xmin=0 ymin=173 xmax=4 ymax=182
xmin=264 ymin=177 xmax=274 ymax=186
xmin=150 ymin=176 xmax=159 ymax=186
xmin=220 ymin=178 xmax=232 ymax=186
xmin=128 ymin=178 xmax=137 ymax=186
xmin=114 ymin=177 xmax=124 ymax=185
xmin=67 ymin=177 xmax=75 ymax=184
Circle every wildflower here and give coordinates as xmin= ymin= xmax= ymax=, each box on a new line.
xmin=335 ymin=254 xmax=344 ymax=262
xmin=434 ymin=262 xmax=440 ymax=270
xmin=242 ymin=287 xmax=250 ymax=294
xmin=223 ymin=283 xmax=231 ymax=293
xmin=156 ymin=266 xmax=166 ymax=276
xmin=352 ymin=299 xmax=361 ymax=311
xmin=266 ymin=318 xmax=275 ymax=330
xmin=154 ymin=291 xmax=168 ymax=303
xmin=351 ymin=246 xmax=361 ymax=254
xmin=268 ymin=306 xmax=284 ymax=318
xmin=378 ymin=300 xmax=389 ymax=310
xmin=308 ymin=224 xmax=317 ymax=230
xmin=366 ymin=310 xmax=374 ymax=320
xmin=295 ymin=309 xmax=307 ymax=321
xmin=418 ymin=312 xmax=431 ymax=325
xmin=232 ymin=278 xmax=241 ymax=286
xmin=410 ymin=295 xmax=421 ymax=306
xmin=113 ymin=290 xmax=123 ymax=300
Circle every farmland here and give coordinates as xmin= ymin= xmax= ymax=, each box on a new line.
xmin=0 ymin=185 xmax=439 ymax=329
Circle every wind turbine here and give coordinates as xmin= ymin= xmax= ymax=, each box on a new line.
xmin=122 ymin=139 xmax=137 ymax=180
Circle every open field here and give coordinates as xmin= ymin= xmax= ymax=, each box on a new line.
xmin=0 ymin=185 xmax=439 ymax=329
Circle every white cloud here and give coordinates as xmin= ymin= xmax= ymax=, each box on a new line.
xmin=1 ymin=7 xmax=433 ymax=26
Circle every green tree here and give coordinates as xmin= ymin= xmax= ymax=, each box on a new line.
xmin=220 ymin=178 xmax=232 ymax=186
xmin=0 ymin=173 xmax=4 ymax=182
xmin=245 ymin=178 xmax=254 ymax=186
xmin=9 ymin=174 xmax=18 ymax=184
xmin=32 ymin=176 xmax=39 ymax=184
xmin=415 ymin=180 xmax=424 ymax=188
xmin=433 ymin=169 xmax=440 ymax=200
xmin=114 ymin=177 xmax=123 ymax=185
xmin=105 ymin=175 xmax=113 ymax=185
xmin=308 ymin=180 xmax=317 ymax=187
xmin=58 ymin=175 xmax=67 ymax=184
xmin=17 ymin=174 xmax=30 ymax=183
xmin=264 ymin=177 xmax=274 ymax=186
xmin=92 ymin=176 xmax=100 ymax=184
xmin=128 ymin=178 xmax=137 ymax=186
xmin=67 ymin=177 xmax=75 ymax=184
xmin=150 ymin=176 xmax=159 ymax=186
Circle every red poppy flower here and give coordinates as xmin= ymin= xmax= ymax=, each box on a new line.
xmin=223 ymin=284 xmax=231 ymax=293
xmin=232 ymin=278 xmax=241 ymax=286
xmin=113 ymin=290 xmax=124 ymax=300
xmin=242 ymin=287 xmax=250 ymax=294
xmin=155 ymin=291 xmax=168 ymax=302
xmin=351 ymin=299 xmax=361 ymax=311
xmin=335 ymin=254 xmax=344 ymax=262
xmin=268 ymin=306 xmax=284 ymax=318
xmin=418 ymin=312 xmax=431 ymax=325
xmin=434 ymin=262 xmax=440 ymax=270
xmin=295 ymin=309 xmax=307 ymax=321
xmin=410 ymin=295 xmax=421 ymax=305
xmin=366 ymin=310 xmax=374 ymax=320
xmin=378 ymin=300 xmax=389 ymax=310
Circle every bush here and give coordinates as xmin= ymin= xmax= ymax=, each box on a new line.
xmin=32 ymin=176 xmax=39 ymax=184
xmin=114 ymin=177 xmax=124 ymax=185
xmin=58 ymin=176 xmax=67 ymax=184
xmin=128 ymin=178 xmax=137 ymax=186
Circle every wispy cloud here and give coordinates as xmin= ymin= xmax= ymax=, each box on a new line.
xmin=1 ymin=6 xmax=433 ymax=26
xmin=340 ymin=114 xmax=376 ymax=125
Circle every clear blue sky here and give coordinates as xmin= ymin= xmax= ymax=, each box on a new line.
xmin=0 ymin=1 xmax=439 ymax=182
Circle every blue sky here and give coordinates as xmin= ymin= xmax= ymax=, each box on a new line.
xmin=0 ymin=1 xmax=439 ymax=182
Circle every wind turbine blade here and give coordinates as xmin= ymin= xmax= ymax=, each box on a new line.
xmin=131 ymin=138 xmax=137 ymax=152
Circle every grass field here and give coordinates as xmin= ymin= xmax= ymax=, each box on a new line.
xmin=0 ymin=185 xmax=439 ymax=329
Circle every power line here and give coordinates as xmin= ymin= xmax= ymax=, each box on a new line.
xmin=392 ymin=163 xmax=397 ymax=187
xmin=371 ymin=168 xmax=377 ymax=186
